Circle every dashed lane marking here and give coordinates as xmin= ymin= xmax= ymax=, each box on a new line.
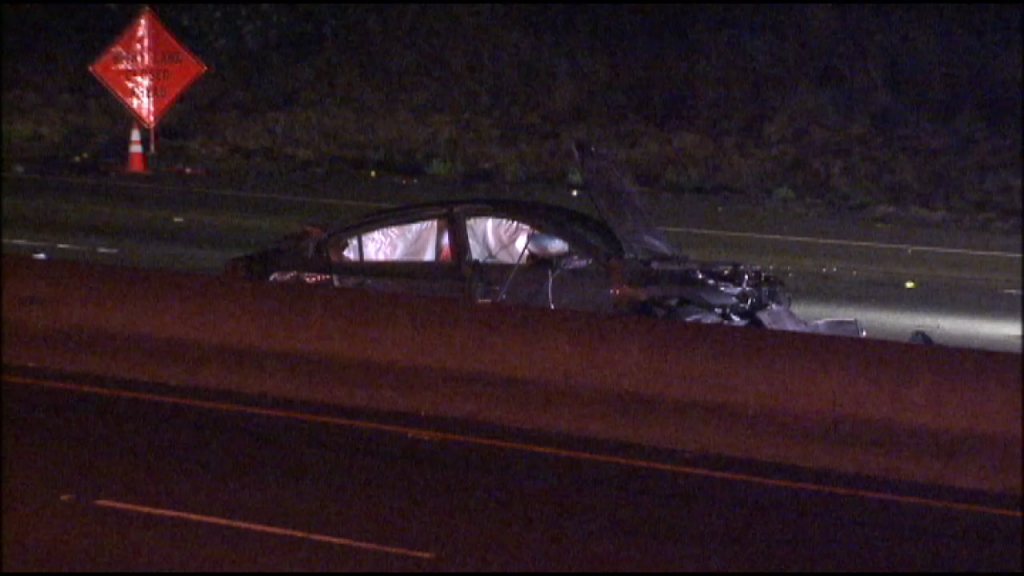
xmin=89 ymin=498 xmax=435 ymax=559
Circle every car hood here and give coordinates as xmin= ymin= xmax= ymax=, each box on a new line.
xmin=574 ymin=142 xmax=681 ymax=261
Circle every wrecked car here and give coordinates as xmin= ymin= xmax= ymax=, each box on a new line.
xmin=225 ymin=143 xmax=865 ymax=338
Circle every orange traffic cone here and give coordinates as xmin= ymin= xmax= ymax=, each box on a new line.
xmin=126 ymin=123 xmax=148 ymax=174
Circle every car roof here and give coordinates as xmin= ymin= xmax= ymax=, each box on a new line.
xmin=321 ymin=198 xmax=625 ymax=258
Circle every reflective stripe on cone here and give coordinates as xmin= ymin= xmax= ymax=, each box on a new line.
xmin=126 ymin=124 xmax=148 ymax=174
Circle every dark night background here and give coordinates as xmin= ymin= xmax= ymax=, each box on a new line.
xmin=2 ymin=4 xmax=1021 ymax=230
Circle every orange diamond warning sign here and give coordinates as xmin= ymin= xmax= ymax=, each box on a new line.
xmin=90 ymin=7 xmax=207 ymax=128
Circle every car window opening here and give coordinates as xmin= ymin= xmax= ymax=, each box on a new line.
xmin=332 ymin=219 xmax=445 ymax=263
xmin=467 ymin=217 xmax=535 ymax=264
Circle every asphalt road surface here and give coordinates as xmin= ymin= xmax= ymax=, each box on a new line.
xmin=3 ymin=366 xmax=1021 ymax=571
xmin=2 ymin=172 xmax=1021 ymax=352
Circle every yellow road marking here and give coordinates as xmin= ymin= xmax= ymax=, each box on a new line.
xmin=5 ymin=173 xmax=392 ymax=209
xmin=5 ymin=374 xmax=1021 ymax=519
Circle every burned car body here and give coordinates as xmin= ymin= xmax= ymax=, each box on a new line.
xmin=226 ymin=145 xmax=865 ymax=337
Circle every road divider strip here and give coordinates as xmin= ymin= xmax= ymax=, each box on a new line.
xmin=7 ymin=173 xmax=1019 ymax=257
xmin=2 ymin=255 xmax=1020 ymax=496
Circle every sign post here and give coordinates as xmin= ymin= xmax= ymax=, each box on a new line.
xmin=89 ymin=6 xmax=207 ymax=171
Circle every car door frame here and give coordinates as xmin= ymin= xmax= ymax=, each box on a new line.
xmin=455 ymin=209 xmax=616 ymax=312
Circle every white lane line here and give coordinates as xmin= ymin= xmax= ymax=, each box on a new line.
xmin=663 ymin=226 xmax=1022 ymax=258
xmin=3 ymin=238 xmax=119 ymax=254
xmin=90 ymin=498 xmax=435 ymax=559
xmin=3 ymin=238 xmax=50 ymax=247
xmin=7 ymin=375 xmax=1020 ymax=519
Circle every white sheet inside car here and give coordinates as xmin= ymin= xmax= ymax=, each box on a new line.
xmin=342 ymin=220 xmax=440 ymax=262
xmin=466 ymin=217 xmax=533 ymax=264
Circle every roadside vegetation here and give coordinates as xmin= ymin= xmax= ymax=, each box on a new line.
xmin=2 ymin=5 xmax=1020 ymax=231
